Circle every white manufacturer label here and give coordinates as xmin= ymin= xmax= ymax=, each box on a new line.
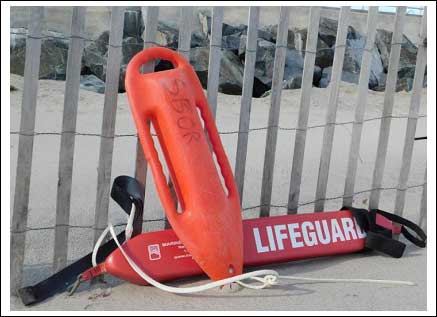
xmin=148 ymin=244 xmax=161 ymax=261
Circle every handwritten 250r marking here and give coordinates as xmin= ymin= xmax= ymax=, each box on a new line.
xmin=164 ymin=79 xmax=201 ymax=144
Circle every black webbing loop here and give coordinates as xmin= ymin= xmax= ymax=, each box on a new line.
xmin=111 ymin=176 xmax=145 ymax=237
xmin=371 ymin=209 xmax=427 ymax=248
xmin=342 ymin=206 xmax=427 ymax=258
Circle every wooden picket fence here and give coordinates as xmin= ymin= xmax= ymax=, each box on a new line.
xmin=10 ymin=6 xmax=427 ymax=293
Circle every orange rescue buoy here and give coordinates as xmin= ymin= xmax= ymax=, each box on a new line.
xmin=125 ymin=47 xmax=243 ymax=280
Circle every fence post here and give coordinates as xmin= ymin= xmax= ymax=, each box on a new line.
xmin=343 ymin=7 xmax=379 ymax=207
xmin=287 ymin=6 xmax=321 ymax=213
xmin=133 ymin=6 xmax=159 ymax=235
xmin=369 ymin=7 xmax=406 ymax=210
xmin=235 ymin=7 xmax=259 ymax=203
xmin=10 ymin=7 xmax=44 ymax=294
xmin=94 ymin=7 xmax=125 ymax=243
xmin=177 ymin=7 xmax=193 ymax=59
xmin=260 ymin=7 xmax=290 ymax=217
xmin=314 ymin=6 xmax=350 ymax=212
xmin=394 ymin=8 xmax=427 ymax=217
xmin=53 ymin=7 xmax=87 ymax=273
xmin=206 ymin=7 xmax=224 ymax=119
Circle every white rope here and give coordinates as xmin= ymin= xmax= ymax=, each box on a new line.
xmin=277 ymin=275 xmax=415 ymax=286
xmin=124 ymin=202 xmax=136 ymax=241
xmin=91 ymin=215 xmax=415 ymax=293
xmin=102 ymin=223 xmax=279 ymax=293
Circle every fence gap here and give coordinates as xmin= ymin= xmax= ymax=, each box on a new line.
xmin=235 ymin=7 xmax=259 ymax=203
xmin=11 ymin=7 xmax=44 ymax=294
xmin=369 ymin=6 xmax=407 ymax=210
xmin=342 ymin=7 xmax=379 ymax=207
xmin=314 ymin=6 xmax=351 ymax=212
xmin=287 ymin=6 xmax=321 ymax=213
xmin=93 ymin=7 xmax=125 ymax=243
xmin=53 ymin=7 xmax=87 ymax=272
xmin=259 ymin=7 xmax=290 ymax=217
xmin=394 ymin=8 xmax=427 ymax=217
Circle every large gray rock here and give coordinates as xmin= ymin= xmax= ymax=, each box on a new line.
xmin=282 ymin=49 xmax=304 ymax=88
xmin=319 ymin=66 xmax=360 ymax=88
xmin=82 ymin=31 xmax=144 ymax=92
xmin=155 ymin=21 xmax=209 ymax=49
xmin=10 ymin=28 xmax=69 ymax=80
xmin=373 ymin=29 xmax=420 ymax=91
xmin=315 ymin=39 xmax=334 ymax=68
xmin=294 ymin=26 xmax=335 ymax=69
xmin=123 ymin=8 xmax=143 ymax=39
xmin=198 ymin=10 xmax=247 ymax=37
xmin=82 ymin=31 xmax=108 ymax=81
xmin=318 ymin=17 xmax=338 ymax=47
xmin=343 ymin=37 xmax=385 ymax=88
xmin=369 ymin=67 xmax=425 ymax=92
xmin=80 ymin=74 xmax=105 ymax=93
xmin=253 ymin=39 xmax=277 ymax=87
xmin=239 ymin=36 xmax=321 ymax=90
xmin=238 ymin=37 xmax=276 ymax=86
xmin=374 ymin=29 xmax=418 ymax=72
xmin=222 ymin=32 xmax=243 ymax=53
xmin=190 ymin=47 xmax=244 ymax=95
xmin=297 ymin=18 xmax=361 ymax=70
xmin=256 ymin=24 xmax=295 ymax=49
xmin=191 ymin=30 xmax=209 ymax=48
xmin=282 ymin=49 xmax=322 ymax=89
xmin=155 ymin=21 xmax=179 ymax=49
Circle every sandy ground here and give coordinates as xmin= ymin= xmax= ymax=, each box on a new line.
xmin=10 ymin=73 xmax=427 ymax=310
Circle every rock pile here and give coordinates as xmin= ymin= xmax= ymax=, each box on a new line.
xmin=10 ymin=9 xmax=425 ymax=96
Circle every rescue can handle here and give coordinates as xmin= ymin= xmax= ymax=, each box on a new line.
xmin=128 ymin=47 xmax=191 ymax=81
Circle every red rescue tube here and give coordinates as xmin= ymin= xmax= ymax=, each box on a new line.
xmin=92 ymin=210 xmax=373 ymax=285
xmin=125 ymin=47 xmax=243 ymax=280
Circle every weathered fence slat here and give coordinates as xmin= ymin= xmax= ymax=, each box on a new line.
xmin=135 ymin=6 xmax=159 ymax=188
xmin=394 ymin=8 xmax=427 ymax=217
xmin=314 ymin=6 xmax=351 ymax=212
xmin=287 ymin=6 xmax=321 ymax=213
xmin=207 ymin=7 xmax=224 ymax=119
xmin=93 ymin=7 xmax=125 ymax=242
xmin=53 ymin=7 xmax=87 ymax=272
xmin=177 ymin=6 xmax=193 ymax=59
xmin=11 ymin=7 xmax=44 ymax=294
xmin=342 ymin=7 xmax=379 ymax=207
xmin=164 ymin=6 xmax=194 ymax=228
xmin=369 ymin=7 xmax=407 ymax=210
xmin=235 ymin=7 xmax=260 ymax=203
xmin=419 ymin=168 xmax=427 ymax=233
xmin=260 ymin=7 xmax=290 ymax=217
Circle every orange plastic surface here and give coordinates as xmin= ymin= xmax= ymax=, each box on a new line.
xmin=125 ymin=47 xmax=243 ymax=280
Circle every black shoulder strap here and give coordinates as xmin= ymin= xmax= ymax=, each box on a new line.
xmin=19 ymin=176 xmax=144 ymax=306
xmin=342 ymin=206 xmax=426 ymax=258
